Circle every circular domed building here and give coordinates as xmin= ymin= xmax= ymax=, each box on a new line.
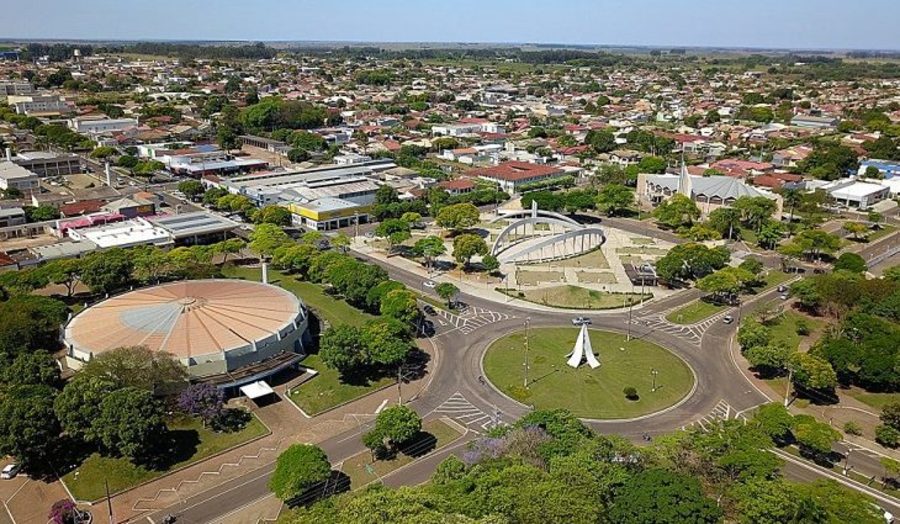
xmin=63 ymin=279 xmax=309 ymax=384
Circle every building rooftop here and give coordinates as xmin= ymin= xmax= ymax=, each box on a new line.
xmin=64 ymin=279 xmax=303 ymax=360
xmin=470 ymin=161 xmax=563 ymax=182
xmin=149 ymin=211 xmax=238 ymax=239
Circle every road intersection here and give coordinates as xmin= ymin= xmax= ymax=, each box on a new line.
xmin=134 ymin=248 xmax=900 ymax=522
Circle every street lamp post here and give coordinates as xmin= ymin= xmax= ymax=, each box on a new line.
xmin=651 ymin=368 xmax=659 ymax=392
xmin=524 ymin=317 xmax=531 ymax=388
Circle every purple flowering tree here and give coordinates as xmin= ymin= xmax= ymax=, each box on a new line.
xmin=48 ymin=499 xmax=77 ymax=524
xmin=177 ymin=383 xmax=225 ymax=426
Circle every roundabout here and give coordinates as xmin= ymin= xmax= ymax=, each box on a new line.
xmin=482 ymin=327 xmax=695 ymax=420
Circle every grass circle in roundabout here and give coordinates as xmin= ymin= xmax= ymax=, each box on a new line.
xmin=482 ymin=327 xmax=695 ymax=420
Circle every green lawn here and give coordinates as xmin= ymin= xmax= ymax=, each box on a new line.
xmin=288 ymin=354 xmax=395 ymax=416
xmin=501 ymin=285 xmax=651 ymax=309
xmin=342 ymin=419 xmax=462 ymax=489
xmin=551 ymin=248 xmax=610 ymax=269
xmin=222 ymin=266 xmax=374 ymax=327
xmin=759 ymin=270 xmax=792 ymax=291
xmin=846 ymin=390 xmax=900 ymax=412
xmin=666 ymin=300 xmax=726 ymax=325
xmin=483 ymin=328 xmax=694 ymax=419
xmin=764 ymin=310 xmax=824 ymax=351
xmin=62 ymin=415 xmax=267 ymax=502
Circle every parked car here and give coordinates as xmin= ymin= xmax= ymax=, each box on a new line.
xmin=423 ymin=305 xmax=436 ymax=316
xmin=1 ymin=463 xmax=20 ymax=479
xmin=776 ymin=285 xmax=787 ymax=293
xmin=722 ymin=315 xmax=734 ymax=324
xmin=572 ymin=316 xmax=592 ymax=326
xmin=780 ymin=293 xmax=789 ymax=300
xmin=423 ymin=280 xmax=436 ymax=289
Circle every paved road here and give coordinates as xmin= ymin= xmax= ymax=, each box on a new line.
xmin=134 ymin=245 xmax=899 ymax=522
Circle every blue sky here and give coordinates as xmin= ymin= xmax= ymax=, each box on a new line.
xmin=5 ymin=0 xmax=900 ymax=50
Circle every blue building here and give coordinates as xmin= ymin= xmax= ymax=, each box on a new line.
xmin=860 ymin=159 xmax=900 ymax=179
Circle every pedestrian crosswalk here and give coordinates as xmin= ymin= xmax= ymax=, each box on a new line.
xmin=433 ymin=306 xmax=515 ymax=335
xmin=632 ymin=307 xmax=731 ymax=346
xmin=681 ymin=399 xmax=745 ymax=431
xmin=432 ymin=392 xmax=502 ymax=432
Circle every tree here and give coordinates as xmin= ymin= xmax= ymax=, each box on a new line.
xmin=376 ymin=218 xmax=412 ymax=253
xmin=876 ymin=425 xmax=900 ymax=448
xmin=745 ymin=343 xmax=793 ymax=377
xmin=90 ymin=145 xmax=117 ymax=159
xmin=608 ymin=468 xmax=721 ymax=524
xmin=80 ymin=345 xmax=187 ymax=395
xmin=753 ymin=403 xmax=795 ymax=442
xmin=379 ymin=289 xmax=419 ymax=325
xmin=833 ymin=252 xmax=867 ymax=273
xmin=2 ymin=350 xmax=60 ymax=387
xmin=254 ymin=205 xmax=292 ymax=226
xmin=734 ymin=196 xmax=777 ymax=232
xmin=41 ymin=258 xmax=83 ymax=297
xmin=176 ymin=180 xmax=204 ymax=200
xmin=696 ymin=269 xmax=744 ymax=303
xmin=212 ymin=237 xmax=246 ymax=262
xmin=789 ymin=353 xmax=838 ymax=392
xmin=177 ymin=383 xmax=225 ymax=426
xmin=319 ymin=325 xmax=368 ymax=375
xmin=436 ymin=282 xmax=459 ymax=308
xmin=756 ymin=220 xmax=784 ymax=250
xmin=81 ymin=248 xmax=134 ymax=295
xmin=453 ymin=233 xmax=489 ymax=268
xmin=362 ymin=318 xmax=412 ymax=367
xmin=881 ymin=402 xmax=900 ymax=431
xmin=738 ymin=319 xmax=772 ymax=351
xmin=584 ymin=129 xmax=616 ymax=153
xmin=132 ymin=160 xmax=165 ymax=180
xmin=25 ymin=204 xmax=60 ymax=222
xmin=482 ymin=254 xmax=500 ymax=274
xmin=0 ymin=295 xmax=67 ymax=359
xmin=370 ymin=405 xmax=422 ymax=449
xmin=654 ymin=194 xmax=701 ymax=228
xmin=54 ymin=375 xmax=116 ymax=444
xmin=785 ymin=229 xmax=841 ymax=261
xmin=793 ymin=415 xmax=840 ymax=457
xmin=0 ymin=385 xmax=60 ymax=471
xmin=436 ymin=203 xmax=480 ymax=234
xmin=595 ymin=184 xmax=634 ymax=216
xmin=708 ymin=207 xmax=745 ymax=241
xmin=249 ymin=223 xmax=292 ymax=258
xmin=684 ymin=223 xmax=720 ymax=241
xmin=95 ymin=387 xmax=166 ymax=461
xmin=269 ymin=444 xmax=331 ymax=500
xmin=843 ymin=221 xmax=870 ymax=242
xmin=413 ymin=236 xmax=446 ymax=270
xmin=331 ymin=232 xmax=351 ymax=253
xmin=48 ymin=499 xmax=78 ymax=524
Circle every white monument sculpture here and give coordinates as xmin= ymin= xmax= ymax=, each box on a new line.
xmin=567 ymin=323 xmax=600 ymax=369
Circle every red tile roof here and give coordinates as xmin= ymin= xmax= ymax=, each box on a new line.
xmin=439 ymin=178 xmax=476 ymax=190
xmin=469 ymin=161 xmax=563 ymax=182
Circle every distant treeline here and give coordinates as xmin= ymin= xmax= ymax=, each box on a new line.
xmin=19 ymin=42 xmax=276 ymax=62
xmin=283 ymin=45 xmax=633 ymax=66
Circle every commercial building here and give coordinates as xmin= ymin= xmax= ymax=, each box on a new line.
xmin=0 ymin=161 xmax=40 ymax=194
xmin=217 ymin=161 xmax=395 ymax=230
xmin=0 ymin=207 xmax=26 ymax=227
xmin=148 ymin=211 xmax=238 ymax=245
xmin=0 ymin=81 xmax=35 ymax=97
xmin=11 ymin=151 xmax=83 ymax=177
xmin=66 ymin=217 xmax=173 ymax=249
xmin=69 ymin=117 xmax=139 ymax=136
xmin=63 ymin=279 xmax=310 ymax=384
xmin=790 ymin=115 xmax=839 ymax=129
xmin=11 ymin=94 xmax=73 ymax=116
xmin=469 ymin=161 xmax=565 ymax=193
xmin=859 ymin=159 xmax=900 ymax=179
xmin=821 ymin=179 xmax=890 ymax=210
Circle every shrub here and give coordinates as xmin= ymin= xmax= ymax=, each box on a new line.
xmin=624 ymin=387 xmax=639 ymax=400
xmin=843 ymin=421 xmax=863 ymax=436
xmin=795 ymin=319 xmax=810 ymax=336
xmin=876 ymin=424 xmax=900 ymax=448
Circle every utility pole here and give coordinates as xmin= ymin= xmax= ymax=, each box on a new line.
xmin=784 ymin=367 xmax=793 ymax=407
xmin=353 ymin=212 xmax=360 ymax=239
xmin=105 ymin=479 xmax=114 ymax=524
xmin=651 ymin=368 xmax=659 ymax=392
xmin=523 ymin=317 xmax=530 ymax=388
xmin=397 ymin=364 xmax=412 ymax=405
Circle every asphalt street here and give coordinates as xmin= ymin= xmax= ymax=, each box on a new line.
xmin=133 ymin=242 xmax=900 ymax=522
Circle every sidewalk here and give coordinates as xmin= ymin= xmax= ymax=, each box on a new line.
xmin=107 ymin=340 xmax=436 ymax=523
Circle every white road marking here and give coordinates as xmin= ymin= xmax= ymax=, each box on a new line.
xmin=374 ymin=399 xmax=389 ymax=414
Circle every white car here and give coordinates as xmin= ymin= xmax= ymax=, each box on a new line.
xmin=1 ymin=463 xmax=20 ymax=479
xmin=423 ymin=280 xmax=436 ymax=289
xmin=572 ymin=316 xmax=592 ymax=326
xmin=722 ymin=315 xmax=734 ymax=324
